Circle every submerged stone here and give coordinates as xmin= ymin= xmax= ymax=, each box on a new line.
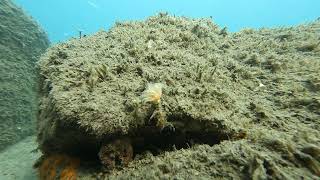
xmin=37 ymin=14 xmax=320 ymax=179
xmin=37 ymin=14 xmax=243 ymax=158
xmin=0 ymin=0 xmax=49 ymax=151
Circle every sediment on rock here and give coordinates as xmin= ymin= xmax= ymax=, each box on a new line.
xmin=0 ymin=0 xmax=49 ymax=151
xmin=37 ymin=14 xmax=320 ymax=179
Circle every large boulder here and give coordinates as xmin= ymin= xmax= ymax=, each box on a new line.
xmin=0 ymin=0 xmax=49 ymax=151
xmin=38 ymin=14 xmax=246 ymax=156
xmin=37 ymin=14 xmax=320 ymax=179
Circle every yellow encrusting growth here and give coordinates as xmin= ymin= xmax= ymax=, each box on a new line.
xmin=141 ymin=83 xmax=163 ymax=104
xmin=140 ymin=83 xmax=171 ymax=130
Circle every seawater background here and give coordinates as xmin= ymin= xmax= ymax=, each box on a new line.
xmin=14 ymin=0 xmax=320 ymax=43
xmin=0 ymin=1 xmax=319 ymax=179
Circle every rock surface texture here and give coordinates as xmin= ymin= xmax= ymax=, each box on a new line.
xmin=0 ymin=0 xmax=49 ymax=151
xmin=38 ymin=14 xmax=320 ymax=179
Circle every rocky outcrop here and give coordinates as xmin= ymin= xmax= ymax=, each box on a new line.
xmin=0 ymin=0 xmax=49 ymax=151
xmin=37 ymin=14 xmax=320 ymax=179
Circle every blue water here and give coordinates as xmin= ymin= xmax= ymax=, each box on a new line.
xmin=14 ymin=0 xmax=320 ymax=43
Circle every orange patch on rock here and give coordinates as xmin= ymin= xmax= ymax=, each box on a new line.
xmin=38 ymin=154 xmax=80 ymax=180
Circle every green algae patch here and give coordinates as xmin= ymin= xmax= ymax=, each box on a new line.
xmin=37 ymin=14 xmax=320 ymax=179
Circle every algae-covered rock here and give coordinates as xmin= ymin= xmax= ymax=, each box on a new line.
xmin=0 ymin=0 xmax=49 ymax=151
xmin=37 ymin=14 xmax=320 ymax=179
xmin=38 ymin=14 xmax=247 ymax=154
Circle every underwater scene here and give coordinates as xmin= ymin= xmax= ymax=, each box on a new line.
xmin=0 ymin=0 xmax=319 ymax=179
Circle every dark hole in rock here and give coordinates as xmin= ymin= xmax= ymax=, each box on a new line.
xmin=42 ymin=113 xmax=232 ymax=170
xmin=94 ymin=126 xmax=229 ymax=170
xmin=131 ymin=126 xmax=225 ymax=156
xmin=115 ymin=156 xmax=122 ymax=166
xmin=95 ymin=114 xmax=231 ymax=170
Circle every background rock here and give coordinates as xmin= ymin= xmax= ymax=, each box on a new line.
xmin=0 ymin=0 xmax=49 ymax=151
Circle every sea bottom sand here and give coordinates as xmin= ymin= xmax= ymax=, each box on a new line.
xmin=0 ymin=136 xmax=40 ymax=180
